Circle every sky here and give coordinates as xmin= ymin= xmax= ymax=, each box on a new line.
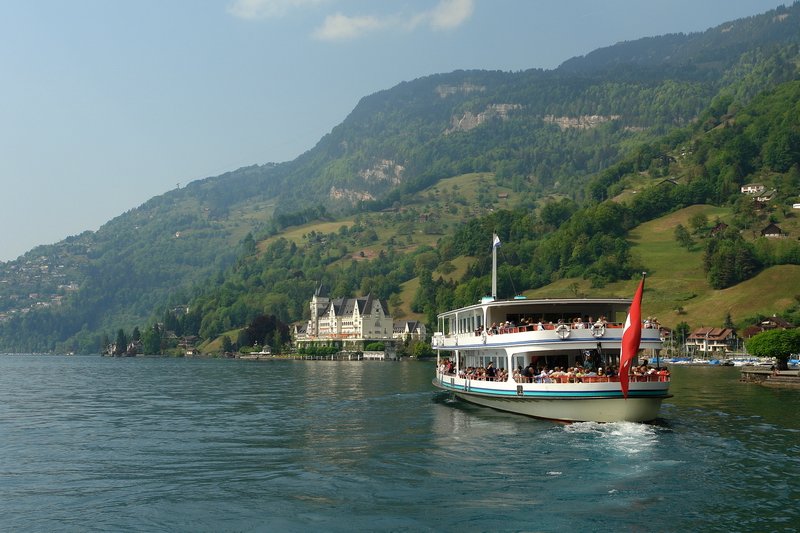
xmin=0 ymin=0 xmax=788 ymax=262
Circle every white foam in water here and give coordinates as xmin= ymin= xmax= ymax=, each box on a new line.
xmin=564 ymin=421 xmax=659 ymax=455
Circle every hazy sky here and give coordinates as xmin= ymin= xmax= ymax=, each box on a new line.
xmin=0 ymin=0 xmax=786 ymax=261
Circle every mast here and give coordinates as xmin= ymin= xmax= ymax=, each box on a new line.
xmin=492 ymin=233 xmax=498 ymax=299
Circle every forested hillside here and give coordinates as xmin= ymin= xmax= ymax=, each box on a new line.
xmin=169 ymin=78 xmax=800 ymax=356
xmin=1 ymin=2 xmax=799 ymax=353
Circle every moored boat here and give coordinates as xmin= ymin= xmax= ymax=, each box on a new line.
xmin=431 ymin=235 xmax=671 ymax=423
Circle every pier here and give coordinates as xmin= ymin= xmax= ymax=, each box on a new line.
xmin=268 ymin=351 xmax=395 ymax=361
xmin=740 ymin=368 xmax=800 ymax=387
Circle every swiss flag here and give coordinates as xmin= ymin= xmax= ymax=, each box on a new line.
xmin=620 ymin=275 xmax=645 ymax=399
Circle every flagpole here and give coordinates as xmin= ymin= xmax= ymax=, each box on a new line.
xmin=492 ymin=233 xmax=498 ymax=299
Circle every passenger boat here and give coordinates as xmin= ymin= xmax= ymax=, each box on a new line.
xmin=431 ymin=235 xmax=671 ymax=423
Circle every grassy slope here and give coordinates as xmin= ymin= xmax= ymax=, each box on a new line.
xmin=248 ymin=169 xmax=798 ymax=334
xmin=525 ymin=204 xmax=800 ymax=330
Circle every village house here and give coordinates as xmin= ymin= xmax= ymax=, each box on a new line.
xmin=741 ymin=183 xmax=766 ymax=195
xmin=393 ymin=320 xmax=427 ymax=342
xmin=685 ymin=327 xmax=737 ymax=354
xmin=741 ymin=315 xmax=795 ymax=339
xmin=760 ymin=222 xmax=785 ymax=238
xmin=756 ymin=189 xmax=776 ymax=202
xmin=709 ymin=222 xmax=728 ymax=237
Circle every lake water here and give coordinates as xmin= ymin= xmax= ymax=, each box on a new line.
xmin=1 ymin=356 xmax=798 ymax=532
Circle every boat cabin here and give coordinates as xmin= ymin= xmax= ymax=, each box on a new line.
xmin=437 ymin=297 xmax=633 ymax=336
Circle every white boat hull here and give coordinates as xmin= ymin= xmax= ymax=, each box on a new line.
xmin=433 ymin=375 xmax=670 ymax=422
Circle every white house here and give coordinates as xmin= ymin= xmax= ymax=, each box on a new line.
xmin=686 ymin=327 xmax=737 ymax=354
xmin=741 ymin=183 xmax=766 ymax=195
xmin=393 ymin=320 xmax=427 ymax=341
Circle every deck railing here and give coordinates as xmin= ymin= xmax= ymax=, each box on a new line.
xmin=438 ymin=371 xmax=670 ymax=383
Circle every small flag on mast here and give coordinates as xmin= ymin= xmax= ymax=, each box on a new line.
xmin=492 ymin=234 xmax=501 ymax=249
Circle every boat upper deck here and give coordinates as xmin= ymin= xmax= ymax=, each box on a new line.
xmin=437 ymin=297 xmax=632 ymax=317
xmin=433 ymin=297 xmax=662 ymax=353
xmin=437 ymin=297 xmax=631 ymax=333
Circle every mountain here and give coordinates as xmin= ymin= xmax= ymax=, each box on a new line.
xmin=1 ymin=2 xmax=800 ymax=353
xmin=560 ymin=3 xmax=799 ymax=73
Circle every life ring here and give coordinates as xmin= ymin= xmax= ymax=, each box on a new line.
xmin=590 ymin=323 xmax=606 ymax=338
xmin=555 ymin=324 xmax=570 ymax=340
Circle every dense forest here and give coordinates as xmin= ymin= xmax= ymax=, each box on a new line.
xmin=1 ymin=3 xmax=800 ymax=353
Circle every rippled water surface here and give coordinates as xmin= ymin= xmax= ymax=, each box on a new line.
xmin=1 ymin=356 xmax=798 ymax=532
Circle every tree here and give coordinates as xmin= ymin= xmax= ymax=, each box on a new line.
xmin=674 ymin=223 xmax=694 ymax=250
xmin=236 ymin=329 xmax=249 ymax=350
xmin=688 ymin=212 xmax=708 ymax=235
xmin=241 ymin=232 xmax=257 ymax=255
xmin=272 ymin=329 xmax=282 ymax=354
xmin=411 ymin=339 xmax=434 ymax=358
xmin=723 ymin=312 xmax=735 ymax=331
xmin=745 ymin=329 xmax=800 ymax=370
xmin=142 ymin=324 xmax=162 ymax=355
xmin=675 ymin=321 xmax=691 ymax=353
xmin=114 ymin=329 xmax=127 ymax=356
xmin=221 ymin=335 xmax=233 ymax=354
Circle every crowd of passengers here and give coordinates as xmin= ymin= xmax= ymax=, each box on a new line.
xmin=438 ymin=357 xmax=670 ymax=383
xmin=474 ymin=316 xmax=661 ymax=335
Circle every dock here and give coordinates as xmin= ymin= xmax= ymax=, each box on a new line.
xmin=740 ymin=368 xmax=800 ymax=387
xmin=266 ymin=351 xmax=396 ymax=361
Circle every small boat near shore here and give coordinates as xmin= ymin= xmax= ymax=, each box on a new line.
xmin=431 ymin=235 xmax=671 ymax=423
xmin=237 ymin=347 xmax=272 ymax=360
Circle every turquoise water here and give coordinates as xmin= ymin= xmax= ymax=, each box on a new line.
xmin=0 ymin=356 xmax=798 ymax=532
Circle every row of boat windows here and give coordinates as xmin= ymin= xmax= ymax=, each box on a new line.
xmin=438 ymin=359 xmax=671 ymax=383
xmin=447 ymin=315 xmax=622 ymax=335
xmin=448 ymin=352 xmax=611 ymax=374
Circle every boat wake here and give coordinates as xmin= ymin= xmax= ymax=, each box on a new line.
xmin=564 ymin=421 xmax=660 ymax=455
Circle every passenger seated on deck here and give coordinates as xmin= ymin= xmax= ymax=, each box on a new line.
xmin=513 ymin=367 xmax=522 ymax=382
xmin=522 ymin=363 xmax=535 ymax=383
xmin=537 ymin=367 xmax=551 ymax=383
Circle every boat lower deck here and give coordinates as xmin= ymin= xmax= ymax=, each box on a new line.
xmin=433 ymin=373 xmax=671 ymax=422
